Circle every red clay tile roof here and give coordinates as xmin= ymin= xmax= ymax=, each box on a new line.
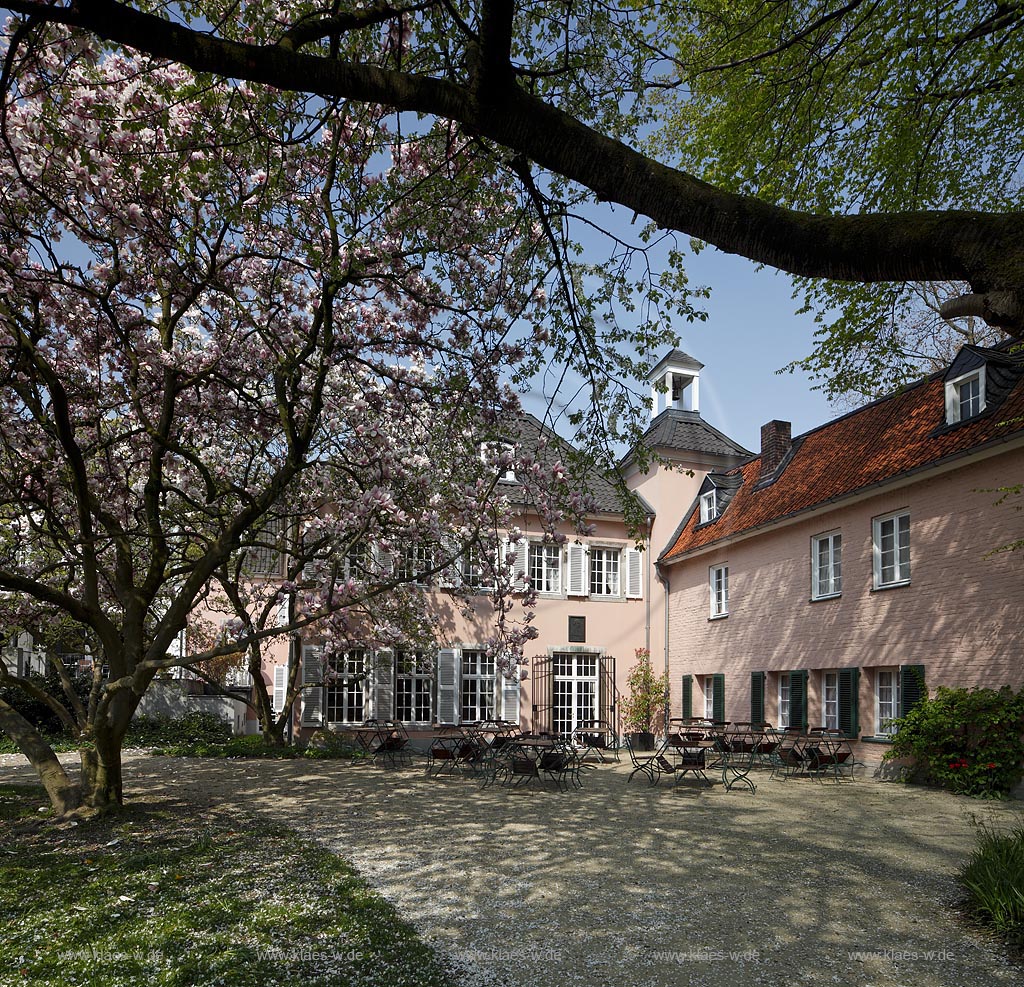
xmin=660 ymin=366 xmax=1024 ymax=563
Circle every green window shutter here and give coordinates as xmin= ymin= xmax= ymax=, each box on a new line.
xmin=838 ymin=667 xmax=860 ymax=738
xmin=789 ymin=670 xmax=808 ymax=730
xmin=682 ymin=675 xmax=693 ymax=719
xmin=712 ymin=673 xmax=725 ymax=723
xmin=899 ymin=664 xmax=927 ymax=716
xmin=750 ymin=671 xmax=765 ymax=723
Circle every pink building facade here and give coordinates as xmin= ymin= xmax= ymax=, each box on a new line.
xmin=255 ymin=350 xmax=750 ymax=741
xmin=658 ymin=344 xmax=1024 ymax=769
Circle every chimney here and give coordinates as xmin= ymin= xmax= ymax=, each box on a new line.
xmin=759 ymin=420 xmax=792 ymax=481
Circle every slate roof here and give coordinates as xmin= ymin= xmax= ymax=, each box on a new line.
xmin=635 ymin=409 xmax=752 ymax=460
xmin=499 ymin=413 xmax=644 ymax=517
xmin=660 ymin=348 xmax=1024 ymax=563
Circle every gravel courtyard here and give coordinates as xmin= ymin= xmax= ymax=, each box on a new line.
xmin=4 ymin=752 xmax=1023 ymax=987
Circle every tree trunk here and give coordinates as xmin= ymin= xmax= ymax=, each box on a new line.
xmin=0 ymin=699 xmax=83 ymax=815
xmin=79 ymin=743 xmax=123 ymax=810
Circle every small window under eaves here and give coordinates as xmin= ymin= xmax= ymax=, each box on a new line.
xmin=945 ymin=367 xmax=986 ymax=425
xmin=699 ymin=489 xmax=718 ymax=523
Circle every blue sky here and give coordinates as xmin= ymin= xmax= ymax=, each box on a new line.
xmin=678 ymin=249 xmax=838 ymax=454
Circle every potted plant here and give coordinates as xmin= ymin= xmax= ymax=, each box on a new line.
xmin=620 ymin=648 xmax=667 ymax=751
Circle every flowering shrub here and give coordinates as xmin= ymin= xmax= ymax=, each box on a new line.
xmin=620 ymin=648 xmax=668 ymax=736
xmin=885 ymin=685 xmax=1024 ymax=798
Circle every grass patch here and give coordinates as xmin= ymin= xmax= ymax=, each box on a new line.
xmin=960 ymin=823 xmax=1024 ymax=950
xmin=0 ymin=802 xmax=456 ymax=986
xmin=0 ymin=784 xmax=51 ymax=822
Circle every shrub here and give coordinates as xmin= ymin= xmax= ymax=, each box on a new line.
xmin=960 ymin=823 xmax=1024 ymax=947
xmin=620 ymin=648 xmax=668 ymax=736
xmin=125 ymin=711 xmax=232 ymax=748
xmin=884 ymin=685 xmax=1024 ymax=798
xmin=0 ymin=667 xmax=90 ymax=738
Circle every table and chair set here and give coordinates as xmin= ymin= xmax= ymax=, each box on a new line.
xmin=626 ymin=719 xmax=859 ymax=792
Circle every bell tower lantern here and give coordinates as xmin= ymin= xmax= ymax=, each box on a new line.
xmin=648 ymin=349 xmax=704 ymax=421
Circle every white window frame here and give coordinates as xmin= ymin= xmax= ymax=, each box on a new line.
xmin=460 ymin=545 xmax=494 ymax=591
xmin=325 ymin=650 xmax=367 ymax=725
xmin=460 ymin=649 xmax=496 ymax=722
xmin=589 ymin=547 xmax=621 ymax=597
xmin=396 ymin=544 xmax=434 ymax=585
xmin=699 ymin=489 xmax=718 ymax=523
xmin=875 ymin=667 xmax=901 ymax=736
xmin=779 ymin=672 xmax=791 ymax=728
xmin=945 ymin=367 xmax=986 ymax=425
xmin=822 ymin=670 xmax=839 ymax=730
xmin=709 ymin=563 xmax=729 ymax=618
xmin=395 ymin=650 xmax=433 ymax=724
xmin=703 ymin=675 xmax=715 ymax=720
xmin=529 ymin=541 xmax=562 ymax=595
xmin=872 ymin=510 xmax=910 ymax=589
xmin=811 ymin=530 xmax=842 ymax=600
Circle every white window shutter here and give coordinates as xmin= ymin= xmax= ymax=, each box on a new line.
xmin=275 ymin=593 xmax=291 ymax=627
xmin=374 ymin=545 xmax=395 ymax=581
xmin=504 ymin=537 xmax=529 ymax=591
xmin=944 ymin=381 xmax=959 ymax=423
xmin=371 ymin=651 xmax=394 ymax=721
xmin=273 ymin=664 xmax=288 ymax=714
xmin=436 ymin=648 xmax=460 ymax=724
xmin=501 ymin=672 xmax=521 ymax=726
xmin=300 ymin=645 xmax=323 ymax=727
xmin=567 ymin=542 xmax=588 ymax=596
xmin=625 ymin=547 xmax=643 ymax=599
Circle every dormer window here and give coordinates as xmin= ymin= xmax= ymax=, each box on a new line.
xmin=699 ymin=490 xmax=719 ymax=523
xmin=945 ymin=367 xmax=985 ymax=425
xmin=480 ymin=441 xmax=516 ymax=482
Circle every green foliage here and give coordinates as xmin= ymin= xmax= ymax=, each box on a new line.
xmin=645 ymin=0 xmax=1023 ymax=398
xmin=125 ymin=712 xmax=232 ymax=749
xmin=0 ymin=807 xmax=456 ymax=986
xmin=619 ymin=648 xmax=668 ymax=735
xmin=960 ymin=823 xmax=1024 ymax=948
xmin=884 ymin=685 xmax=1024 ymax=798
xmin=0 ymin=666 xmax=90 ymax=737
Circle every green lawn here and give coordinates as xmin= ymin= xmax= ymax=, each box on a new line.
xmin=0 ymin=786 xmax=456 ymax=987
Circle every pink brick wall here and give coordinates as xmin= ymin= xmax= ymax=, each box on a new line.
xmin=664 ymin=445 xmax=1024 ymax=767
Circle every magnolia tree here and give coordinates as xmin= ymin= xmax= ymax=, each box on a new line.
xmin=2 ymin=0 xmax=1023 ymax=362
xmin=0 ymin=22 xmax=677 ymax=815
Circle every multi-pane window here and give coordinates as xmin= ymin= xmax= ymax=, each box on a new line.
xmin=345 ymin=542 xmax=371 ymax=580
xmin=822 ymin=670 xmax=839 ymax=730
xmin=959 ymin=374 xmax=981 ymax=420
xmin=461 ymin=546 xmax=492 ymax=591
xmin=552 ymin=652 xmax=598 ymax=736
xmin=396 ymin=651 xmax=433 ymax=722
xmin=324 ymin=650 xmax=366 ymax=724
xmin=873 ymin=511 xmax=910 ymax=588
xmin=699 ymin=490 xmax=718 ymax=523
xmin=779 ymin=673 xmax=791 ymax=728
xmin=811 ymin=531 xmax=842 ymax=599
xmin=703 ymin=675 xmax=716 ymax=720
xmin=589 ymin=548 xmax=620 ymax=597
xmin=396 ymin=545 xmax=434 ymax=584
xmin=709 ymin=564 xmax=729 ymax=618
xmin=876 ymin=668 xmax=901 ymax=736
xmin=460 ymin=650 xmax=496 ymax=722
xmin=529 ymin=542 xmax=561 ymax=594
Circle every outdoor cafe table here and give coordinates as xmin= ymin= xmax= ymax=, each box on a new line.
xmin=663 ymin=725 xmax=757 ymax=793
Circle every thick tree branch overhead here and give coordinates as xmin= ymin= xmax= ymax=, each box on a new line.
xmin=4 ymin=0 xmax=1024 ymax=330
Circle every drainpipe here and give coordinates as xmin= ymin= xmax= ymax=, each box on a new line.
xmin=644 ymin=513 xmax=654 ymax=656
xmin=656 ymin=560 xmax=670 ymax=739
